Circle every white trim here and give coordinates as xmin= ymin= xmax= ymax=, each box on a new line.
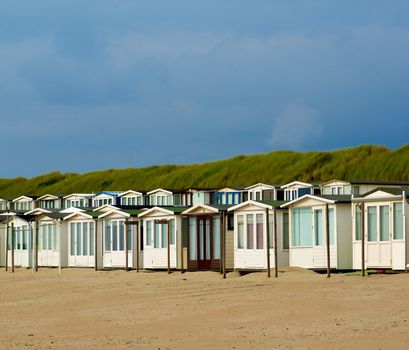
xmin=64 ymin=211 xmax=94 ymax=220
xmin=138 ymin=206 xmax=175 ymax=218
xmin=63 ymin=193 xmax=94 ymax=200
xmin=228 ymin=200 xmax=273 ymax=212
xmin=60 ymin=207 xmax=85 ymax=214
xmin=12 ymin=196 xmax=35 ymax=203
xmin=26 ymin=208 xmax=52 ymax=215
xmin=118 ymin=190 xmax=144 ymax=197
xmin=280 ymin=181 xmax=313 ymax=189
xmin=182 ymin=204 xmax=219 ymax=215
xmin=98 ymin=209 xmax=130 ymax=219
xmin=93 ymin=204 xmax=118 ymax=212
xmin=147 ymin=188 xmax=173 ymax=195
xmin=37 ymin=194 xmax=59 ymax=201
xmin=281 ymin=194 xmax=335 ymax=208
xmin=245 ymin=183 xmax=276 ymax=190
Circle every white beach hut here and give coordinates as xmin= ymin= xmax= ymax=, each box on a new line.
xmin=228 ymin=200 xmax=289 ymax=270
xmin=281 ymin=195 xmax=352 ymax=270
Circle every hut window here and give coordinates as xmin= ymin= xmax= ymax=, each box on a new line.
xmin=90 ymin=222 xmax=95 ymax=255
xmin=161 ymin=223 xmax=167 ymax=248
xmin=256 ymin=214 xmax=263 ymax=249
xmin=70 ymin=223 xmax=75 ymax=255
xmin=48 ymin=224 xmax=53 ymax=251
xmin=112 ymin=221 xmax=118 ymax=251
xmin=22 ymin=225 xmax=28 ymax=250
xmin=367 ymin=206 xmax=377 ymax=242
xmin=329 ymin=208 xmax=335 ymax=245
xmin=237 ymin=215 xmax=244 ymax=249
xmin=291 ymin=208 xmax=312 ymax=247
xmin=213 ymin=216 xmax=220 ymax=259
xmin=119 ymin=221 xmax=125 ymax=251
xmin=154 ymin=223 xmax=160 ymax=248
xmin=314 ymin=209 xmax=323 ymax=246
xmin=170 ymin=219 xmax=175 ymax=245
xmin=282 ymin=212 xmax=289 ymax=249
xmin=189 ymin=218 xmax=197 ymax=260
xmin=380 ymin=206 xmax=389 ymax=241
xmin=83 ymin=223 xmax=88 ymax=255
xmin=53 ymin=224 xmax=59 ymax=252
xmin=105 ymin=221 xmax=111 ymax=252
xmin=127 ymin=225 xmax=132 ymax=250
xmin=146 ymin=222 xmax=152 ymax=246
xmin=393 ymin=203 xmax=403 ymax=240
xmin=246 ymin=214 xmax=254 ymax=249
xmin=76 ymin=223 xmax=82 ymax=255
xmin=355 ymin=206 xmax=362 ymax=240
xmin=269 ymin=214 xmax=274 ymax=249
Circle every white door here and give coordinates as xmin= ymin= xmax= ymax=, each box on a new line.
xmin=69 ymin=222 xmax=95 ymax=267
xmin=104 ymin=220 xmax=132 ymax=268
xmin=366 ymin=205 xmax=391 ymax=268
xmin=312 ymin=208 xmax=326 ymax=268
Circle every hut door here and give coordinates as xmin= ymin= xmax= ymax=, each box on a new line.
xmin=197 ymin=217 xmax=211 ymax=269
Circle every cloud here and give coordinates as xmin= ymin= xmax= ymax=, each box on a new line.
xmin=266 ymin=100 xmax=323 ymax=150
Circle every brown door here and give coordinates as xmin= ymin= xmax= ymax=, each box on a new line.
xmin=197 ymin=217 xmax=212 ymax=269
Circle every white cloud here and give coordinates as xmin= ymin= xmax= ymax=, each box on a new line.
xmin=266 ymin=99 xmax=323 ymax=150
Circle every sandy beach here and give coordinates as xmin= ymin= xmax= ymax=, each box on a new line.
xmin=1 ymin=267 xmax=408 ymax=349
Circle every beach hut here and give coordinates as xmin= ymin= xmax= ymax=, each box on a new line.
xmin=321 ymin=179 xmax=409 ymax=196
xmin=181 ymin=204 xmax=234 ymax=271
xmin=228 ymin=200 xmax=289 ymax=270
xmin=139 ymin=207 xmax=186 ymax=270
xmin=0 ymin=213 xmax=33 ymax=268
xmin=119 ymin=190 xmax=146 ymax=206
xmin=147 ymin=189 xmax=175 ymax=206
xmin=63 ymin=193 xmax=94 ymax=209
xmin=281 ymin=194 xmax=352 ymax=270
xmin=92 ymin=191 xmax=123 ymax=208
xmin=244 ymin=183 xmax=284 ymax=202
xmin=31 ymin=210 xmax=69 ymax=268
xmin=37 ymin=194 xmax=64 ymax=210
xmin=213 ymin=187 xmax=244 ymax=206
xmin=64 ymin=210 xmax=101 ymax=268
xmin=99 ymin=208 xmax=143 ymax=269
xmin=12 ymin=195 xmax=38 ymax=212
xmin=352 ymin=188 xmax=409 ymax=270
xmin=281 ymin=181 xmax=320 ymax=201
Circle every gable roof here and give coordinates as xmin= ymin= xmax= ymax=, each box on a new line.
xmin=12 ymin=195 xmax=38 ymax=203
xmin=280 ymin=181 xmax=313 ymax=189
xmin=281 ymin=194 xmax=351 ymax=208
xmin=147 ymin=188 xmax=174 ymax=195
xmin=118 ymin=190 xmax=145 ymax=197
xmin=245 ymin=183 xmax=278 ymax=190
xmin=182 ymin=204 xmax=219 ymax=215
xmin=63 ymin=193 xmax=94 ymax=200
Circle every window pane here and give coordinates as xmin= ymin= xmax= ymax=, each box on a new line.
xmin=119 ymin=221 xmax=124 ymax=251
xmin=54 ymin=224 xmax=59 ymax=252
xmin=246 ymin=214 xmax=254 ymax=249
xmin=237 ymin=215 xmax=244 ymax=249
xmin=368 ymin=206 xmax=377 ymax=242
xmin=329 ymin=208 xmax=335 ymax=245
xmin=282 ymin=212 xmax=289 ymax=249
xmin=380 ymin=206 xmax=389 ymax=241
xmin=76 ymin=222 xmax=81 ymax=255
xmin=89 ymin=222 xmax=95 ymax=255
xmin=42 ymin=225 xmax=47 ymax=250
xmin=112 ymin=221 xmax=118 ymax=251
xmin=161 ymin=223 xmax=167 ymax=248
xmin=355 ymin=205 xmax=362 ymax=240
xmin=314 ymin=210 xmax=323 ymax=246
xmin=212 ymin=216 xmax=220 ymax=259
xmin=154 ymin=223 xmax=160 ymax=248
xmin=48 ymin=224 xmax=53 ymax=251
xmin=146 ymin=221 xmax=152 ymax=246
xmin=189 ymin=218 xmax=197 ymax=260
xmin=127 ymin=225 xmax=132 ymax=250
xmin=256 ymin=214 xmax=263 ymax=249
xmin=83 ymin=223 xmax=88 ymax=255
xmin=393 ymin=203 xmax=403 ymax=239
xmin=105 ymin=221 xmax=111 ymax=252
xmin=22 ymin=226 xmax=28 ymax=250
xmin=170 ymin=219 xmax=175 ymax=245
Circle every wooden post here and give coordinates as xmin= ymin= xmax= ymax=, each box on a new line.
xmin=273 ymin=209 xmax=278 ymax=278
xmin=266 ymin=208 xmax=271 ymax=278
xmin=222 ymin=211 xmax=226 ymax=280
xmin=219 ymin=214 xmax=223 ymax=274
xmin=326 ymin=204 xmax=331 ymax=278
xmin=35 ymin=221 xmax=39 ymax=272
xmin=361 ymin=203 xmax=365 ymax=277
xmin=180 ymin=218 xmax=184 ymax=274
xmin=57 ymin=221 xmax=62 ymax=275
xmin=11 ymin=223 xmax=15 ymax=273
xmin=167 ymin=220 xmax=171 ymax=274
xmin=125 ymin=221 xmax=129 ymax=272
xmin=136 ymin=221 xmax=140 ymax=273
xmin=94 ymin=219 xmax=98 ymax=271
xmin=5 ymin=219 xmax=9 ymax=272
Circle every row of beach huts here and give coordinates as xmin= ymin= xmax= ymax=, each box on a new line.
xmin=0 ymin=179 xmax=408 ymax=275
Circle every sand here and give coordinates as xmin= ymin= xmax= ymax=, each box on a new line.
xmin=0 ymin=267 xmax=409 ymax=350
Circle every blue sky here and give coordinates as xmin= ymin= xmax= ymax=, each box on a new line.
xmin=1 ymin=1 xmax=409 ymax=177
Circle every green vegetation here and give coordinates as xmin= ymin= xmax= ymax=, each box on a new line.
xmin=1 ymin=144 xmax=409 ymax=197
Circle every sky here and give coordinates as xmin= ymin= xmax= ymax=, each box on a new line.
xmin=1 ymin=1 xmax=409 ymax=177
